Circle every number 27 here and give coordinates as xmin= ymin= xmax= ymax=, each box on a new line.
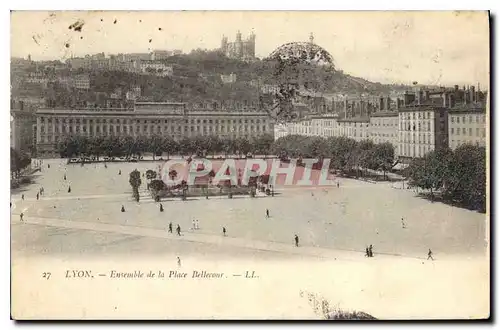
xmin=42 ymin=272 xmax=51 ymax=280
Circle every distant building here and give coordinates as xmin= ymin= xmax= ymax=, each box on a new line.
xmin=151 ymin=50 xmax=172 ymax=60
xmin=337 ymin=117 xmax=371 ymax=142
xmin=25 ymin=72 xmax=50 ymax=87
xmin=221 ymin=73 xmax=237 ymax=84
xmin=126 ymin=86 xmax=142 ymax=100
xmin=370 ymin=111 xmax=399 ymax=154
xmin=220 ymin=31 xmax=256 ymax=61
xmin=448 ymin=106 xmax=487 ymax=150
xmin=274 ymin=114 xmax=338 ymax=139
xmin=122 ymin=53 xmax=152 ymax=62
xmin=58 ymin=74 xmax=90 ymax=90
xmin=67 ymin=57 xmax=91 ymax=70
xmin=139 ymin=61 xmax=173 ymax=77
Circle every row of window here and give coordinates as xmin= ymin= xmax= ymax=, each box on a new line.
xmin=450 ymin=115 xmax=486 ymax=124
xmin=339 ymin=123 xmax=370 ymax=128
xmin=371 ymin=120 xmax=398 ymax=127
xmin=371 ymin=133 xmax=397 ymax=138
xmin=450 ymin=140 xmax=485 ymax=148
xmin=40 ymin=124 xmax=270 ymax=134
xmin=39 ymin=117 xmax=268 ymax=125
xmin=400 ymin=122 xmax=432 ymax=131
xmin=37 ymin=131 xmax=262 ymax=143
xmin=399 ymin=144 xmax=434 ymax=157
xmin=450 ymin=127 xmax=486 ymax=138
xmin=400 ymin=111 xmax=434 ymax=120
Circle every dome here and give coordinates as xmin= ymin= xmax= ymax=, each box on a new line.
xmin=267 ymin=42 xmax=335 ymax=67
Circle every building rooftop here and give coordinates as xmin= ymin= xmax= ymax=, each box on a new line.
xmin=337 ymin=116 xmax=370 ymax=123
xmin=398 ymin=104 xmax=446 ymax=112
xmin=370 ymin=111 xmax=398 ymax=117
xmin=448 ymin=104 xmax=487 ymax=113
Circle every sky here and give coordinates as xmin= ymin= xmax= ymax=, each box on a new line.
xmin=10 ymin=11 xmax=490 ymax=87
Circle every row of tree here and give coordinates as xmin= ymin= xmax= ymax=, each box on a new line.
xmin=57 ymin=133 xmax=396 ymax=179
xmin=406 ymin=144 xmax=486 ymax=212
xmin=272 ymin=135 xmax=396 ymax=179
xmin=57 ymin=134 xmax=275 ymax=160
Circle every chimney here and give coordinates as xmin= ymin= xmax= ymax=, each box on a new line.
xmin=463 ymin=90 xmax=468 ymax=105
xmin=454 ymin=85 xmax=459 ymax=92
xmin=425 ymin=90 xmax=430 ymax=101
xmin=470 ymin=86 xmax=476 ymax=103
xmin=448 ymin=93 xmax=455 ymax=108
xmin=379 ymin=97 xmax=384 ymax=111
xmin=344 ymin=99 xmax=348 ymax=118
xmin=396 ymin=98 xmax=400 ymax=110
xmin=386 ymin=97 xmax=391 ymax=111
xmin=418 ymin=90 xmax=424 ymax=105
xmin=442 ymin=92 xmax=447 ymax=108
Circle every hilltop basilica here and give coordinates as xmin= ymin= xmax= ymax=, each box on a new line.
xmin=220 ymin=31 xmax=256 ymax=61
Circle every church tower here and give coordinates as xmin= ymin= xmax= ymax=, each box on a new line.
xmin=221 ymin=35 xmax=228 ymax=54
xmin=248 ymin=31 xmax=256 ymax=58
xmin=235 ymin=30 xmax=243 ymax=58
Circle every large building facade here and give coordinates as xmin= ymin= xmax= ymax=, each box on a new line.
xmin=370 ymin=111 xmax=399 ymax=152
xmin=220 ymin=31 xmax=256 ymax=61
xmin=35 ymin=102 xmax=274 ymax=157
xmin=448 ymin=107 xmax=487 ymax=150
xmin=397 ymin=106 xmax=448 ymax=160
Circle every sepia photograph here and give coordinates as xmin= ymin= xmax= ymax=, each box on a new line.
xmin=9 ymin=10 xmax=490 ymax=320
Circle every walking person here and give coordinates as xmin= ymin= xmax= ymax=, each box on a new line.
xmin=294 ymin=234 xmax=299 ymax=247
xmin=176 ymin=224 xmax=181 ymax=236
xmin=20 ymin=212 xmax=24 ymax=222
xmin=177 ymin=256 xmax=181 ymax=267
xmin=195 ymin=219 xmax=200 ymax=230
xmin=21 ymin=194 xmax=24 ymax=201
xmin=368 ymin=244 xmax=373 ymax=258
xmin=159 ymin=203 xmax=164 ymax=212
xmin=168 ymin=222 xmax=173 ymax=234
xmin=401 ymin=217 xmax=406 ymax=229
xmin=121 ymin=205 xmax=125 ymax=212
xmin=64 ymin=174 xmax=66 ymax=181
xmin=36 ymin=192 xmax=39 ymax=200
xmin=427 ymin=249 xmax=434 ymax=261
xmin=266 ymin=209 xmax=270 ymax=218
xmin=365 ymin=247 xmax=370 ymax=257
xmin=222 ymin=227 xmax=227 ymax=237
xmin=192 ymin=219 xmax=196 ymax=230
xmin=68 ymin=186 xmax=71 ymax=193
